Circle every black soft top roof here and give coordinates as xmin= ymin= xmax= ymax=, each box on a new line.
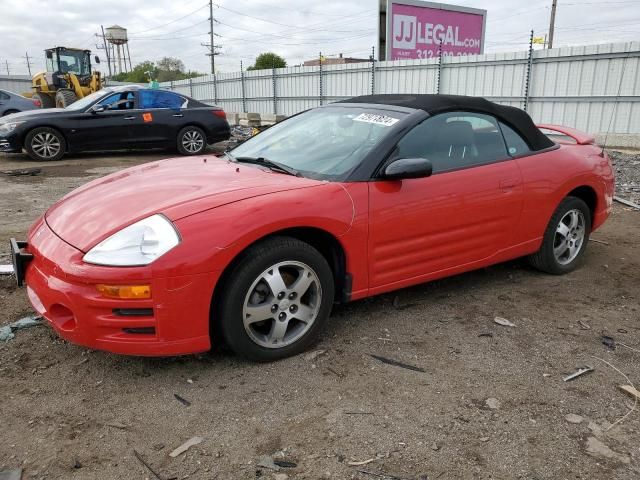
xmin=338 ymin=94 xmax=554 ymax=151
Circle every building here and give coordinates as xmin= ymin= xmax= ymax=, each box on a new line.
xmin=303 ymin=53 xmax=371 ymax=67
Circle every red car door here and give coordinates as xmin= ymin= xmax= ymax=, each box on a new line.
xmin=367 ymin=111 xmax=523 ymax=291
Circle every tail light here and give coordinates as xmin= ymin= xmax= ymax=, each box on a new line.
xmin=212 ymin=110 xmax=226 ymax=119
xmin=32 ymin=99 xmax=41 ymax=108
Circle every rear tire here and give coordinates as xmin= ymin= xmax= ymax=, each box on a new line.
xmin=528 ymin=196 xmax=591 ymax=275
xmin=216 ymin=236 xmax=335 ymax=362
xmin=55 ymin=89 xmax=78 ymax=108
xmin=177 ymin=126 xmax=207 ymax=155
xmin=25 ymin=127 xmax=66 ymax=161
xmin=32 ymin=92 xmax=55 ymax=109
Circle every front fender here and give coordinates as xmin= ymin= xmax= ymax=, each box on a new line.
xmin=172 ymin=182 xmax=355 ymax=275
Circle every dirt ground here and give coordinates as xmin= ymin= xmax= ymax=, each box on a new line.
xmin=0 ymin=149 xmax=639 ymax=480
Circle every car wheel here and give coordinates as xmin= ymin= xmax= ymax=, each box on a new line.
xmin=25 ymin=127 xmax=66 ymax=161
xmin=528 ymin=196 xmax=591 ymax=275
xmin=55 ymin=89 xmax=78 ymax=108
xmin=177 ymin=126 xmax=207 ymax=155
xmin=2 ymin=109 xmax=19 ymax=116
xmin=217 ymin=236 xmax=335 ymax=362
xmin=33 ymin=92 xmax=55 ymax=109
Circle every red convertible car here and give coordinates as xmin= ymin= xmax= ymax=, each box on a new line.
xmin=11 ymin=94 xmax=614 ymax=361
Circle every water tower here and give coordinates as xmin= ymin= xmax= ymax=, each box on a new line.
xmin=105 ymin=25 xmax=131 ymax=74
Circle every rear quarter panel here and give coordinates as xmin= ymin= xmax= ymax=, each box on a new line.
xmin=514 ymin=143 xmax=614 ymax=248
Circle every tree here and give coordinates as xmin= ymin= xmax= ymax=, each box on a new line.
xmin=248 ymin=52 xmax=287 ymax=71
xmin=111 ymin=61 xmax=158 ymax=83
xmin=109 ymin=58 xmax=201 ymax=83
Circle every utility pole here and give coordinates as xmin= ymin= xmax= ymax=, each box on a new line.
xmin=209 ymin=0 xmax=215 ymax=73
xmin=24 ymin=52 xmax=33 ymax=76
xmin=99 ymin=26 xmax=112 ymax=77
xmin=548 ymin=0 xmax=557 ymax=49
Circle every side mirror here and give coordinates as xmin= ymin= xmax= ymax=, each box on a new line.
xmin=90 ymin=104 xmax=106 ymax=114
xmin=94 ymin=56 xmax=100 ymax=64
xmin=383 ymin=157 xmax=433 ymax=180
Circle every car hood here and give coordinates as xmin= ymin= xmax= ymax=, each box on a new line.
xmin=45 ymin=156 xmax=324 ymax=252
xmin=1 ymin=108 xmax=67 ymax=122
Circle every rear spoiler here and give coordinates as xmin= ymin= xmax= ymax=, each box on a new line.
xmin=536 ymin=124 xmax=596 ymax=145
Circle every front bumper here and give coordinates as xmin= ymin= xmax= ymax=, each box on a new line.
xmin=0 ymin=133 xmax=21 ymax=153
xmin=19 ymin=218 xmax=219 ymax=356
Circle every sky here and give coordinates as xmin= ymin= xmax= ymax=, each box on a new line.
xmin=0 ymin=0 xmax=639 ymax=75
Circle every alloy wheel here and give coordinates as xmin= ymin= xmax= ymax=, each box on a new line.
xmin=553 ymin=209 xmax=585 ymax=265
xmin=31 ymin=132 xmax=61 ymax=159
xmin=182 ymin=130 xmax=204 ymax=153
xmin=242 ymin=261 xmax=322 ymax=349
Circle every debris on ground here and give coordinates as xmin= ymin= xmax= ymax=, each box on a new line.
xmin=494 ymin=316 xmax=516 ymax=327
xmin=0 ymin=468 xmax=23 ymax=480
xmin=610 ymin=150 xmax=640 ymax=205
xmin=563 ymin=366 xmax=594 ymax=382
xmin=589 ymin=238 xmax=610 ymax=245
xmin=613 ymin=196 xmax=640 ymax=210
xmin=577 ymin=320 xmax=591 ymax=330
xmin=104 ymin=421 xmax=129 ymax=429
xmin=485 ymin=398 xmax=501 ymax=410
xmin=273 ymin=460 xmax=297 ymax=468
xmin=565 ymin=413 xmax=584 ymax=424
xmin=1 ymin=167 xmax=42 ymax=176
xmin=370 ymin=354 xmax=426 ymax=373
xmin=303 ymin=349 xmax=326 ymax=361
xmin=347 ymin=458 xmax=375 ymax=466
xmin=257 ymin=455 xmax=279 ymax=470
xmin=169 ymin=436 xmax=203 ymax=458
xmin=618 ymin=384 xmax=640 ymax=401
xmin=585 ymin=436 xmax=631 ymax=464
xmin=602 ymin=335 xmax=616 ymax=350
xmin=0 ymin=315 xmax=42 ymax=341
xmin=0 ymin=264 xmax=14 ymax=275
xmin=274 ymin=474 xmax=289 ymax=480
xmin=133 ymin=449 xmax=163 ymax=479
xmin=173 ymin=393 xmax=191 ymax=407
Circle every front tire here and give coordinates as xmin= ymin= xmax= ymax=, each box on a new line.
xmin=528 ymin=196 xmax=591 ymax=274
xmin=55 ymin=89 xmax=78 ymax=108
xmin=216 ymin=236 xmax=335 ymax=362
xmin=25 ymin=127 xmax=66 ymax=161
xmin=177 ymin=126 xmax=207 ymax=155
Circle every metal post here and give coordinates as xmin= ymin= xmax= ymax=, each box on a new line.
xmin=240 ymin=60 xmax=246 ymax=113
xmin=189 ymin=77 xmax=193 ymax=97
xmin=548 ymin=0 xmax=557 ymax=49
xmin=5 ymin=60 xmax=9 ymax=75
xmin=101 ymin=25 xmax=112 ymax=77
xmin=318 ymin=51 xmax=323 ymax=106
xmin=272 ymin=62 xmax=277 ymax=115
xmin=524 ymin=30 xmax=534 ymax=112
xmin=170 ymin=80 xmax=174 ymax=91
xmin=437 ymin=43 xmax=443 ymax=94
xmin=213 ymin=73 xmax=218 ymax=104
xmin=370 ymin=46 xmax=376 ymax=95
xmin=126 ymin=43 xmax=133 ymax=71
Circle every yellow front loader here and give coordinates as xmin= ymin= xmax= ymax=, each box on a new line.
xmin=30 ymin=47 xmax=103 ymax=108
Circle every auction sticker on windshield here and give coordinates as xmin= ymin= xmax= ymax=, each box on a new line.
xmin=353 ymin=113 xmax=400 ymax=127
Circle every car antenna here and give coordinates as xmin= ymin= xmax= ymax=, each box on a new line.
xmin=600 ymin=46 xmax=632 ymax=157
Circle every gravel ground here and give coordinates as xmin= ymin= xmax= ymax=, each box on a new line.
xmin=610 ymin=150 xmax=640 ymax=205
xmin=0 ymin=148 xmax=639 ymax=480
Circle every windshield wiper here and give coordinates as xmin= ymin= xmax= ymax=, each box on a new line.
xmin=229 ymin=154 xmax=301 ymax=177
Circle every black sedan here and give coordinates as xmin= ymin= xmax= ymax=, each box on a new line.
xmin=0 ymin=85 xmax=230 ymax=161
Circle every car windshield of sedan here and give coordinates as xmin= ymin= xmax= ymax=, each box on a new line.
xmin=63 ymin=90 xmax=112 ymax=111
xmin=229 ymin=106 xmax=407 ymax=180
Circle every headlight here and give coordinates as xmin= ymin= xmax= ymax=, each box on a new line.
xmin=83 ymin=214 xmax=180 ymax=266
xmin=0 ymin=121 xmax=26 ymax=133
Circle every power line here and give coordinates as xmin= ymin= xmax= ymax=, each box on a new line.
xmin=129 ymin=3 xmax=208 ymax=34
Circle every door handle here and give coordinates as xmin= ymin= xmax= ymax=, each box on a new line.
xmin=172 ymin=114 xmax=184 ymax=117
xmin=499 ymin=179 xmax=519 ymax=191
xmin=124 ymin=116 xmax=136 ymax=120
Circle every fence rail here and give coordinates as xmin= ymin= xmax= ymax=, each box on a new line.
xmin=161 ymin=41 xmax=640 ymax=137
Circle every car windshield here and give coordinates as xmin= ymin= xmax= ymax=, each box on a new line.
xmin=230 ymin=106 xmax=407 ymax=180
xmin=63 ymin=90 xmax=112 ymax=111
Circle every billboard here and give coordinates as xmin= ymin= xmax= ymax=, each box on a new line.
xmin=378 ymin=0 xmax=486 ymax=61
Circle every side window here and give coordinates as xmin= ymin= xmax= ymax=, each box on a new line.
xmin=98 ymin=92 xmax=134 ymax=110
xmin=499 ymin=122 xmax=531 ymax=156
xmin=395 ymin=111 xmax=509 ymax=174
xmin=139 ymin=90 xmax=184 ymax=109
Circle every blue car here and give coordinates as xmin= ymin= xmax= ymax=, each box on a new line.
xmin=0 ymin=89 xmax=39 ymax=117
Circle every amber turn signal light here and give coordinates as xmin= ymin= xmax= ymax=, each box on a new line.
xmin=96 ymin=284 xmax=152 ymax=299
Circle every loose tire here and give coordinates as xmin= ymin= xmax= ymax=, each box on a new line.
xmin=216 ymin=236 xmax=335 ymax=362
xmin=177 ymin=126 xmax=207 ymax=155
xmin=33 ymin=92 xmax=55 ymax=109
xmin=528 ymin=196 xmax=591 ymax=274
xmin=25 ymin=127 xmax=66 ymax=161
xmin=55 ymin=89 xmax=78 ymax=108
